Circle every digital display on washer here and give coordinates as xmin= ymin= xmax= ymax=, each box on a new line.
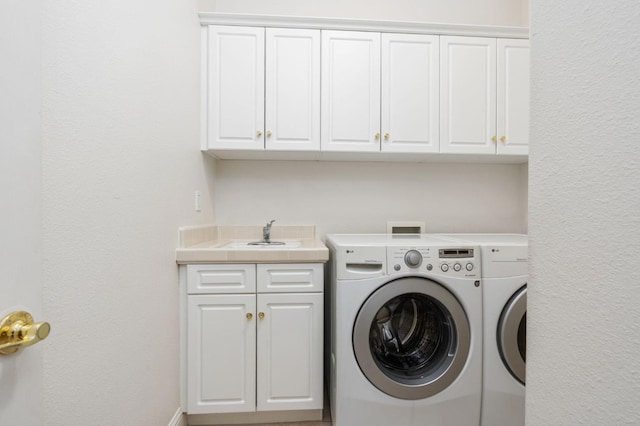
xmin=439 ymin=248 xmax=474 ymax=258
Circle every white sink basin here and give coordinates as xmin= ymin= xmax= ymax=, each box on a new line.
xmin=221 ymin=241 xmax=302 ymax=249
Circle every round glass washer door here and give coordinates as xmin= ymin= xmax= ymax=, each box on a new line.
xmin=353 ymin=277 xmax=471 ymax=400
xmin=498 ymin=285 xmax=526 ymax=385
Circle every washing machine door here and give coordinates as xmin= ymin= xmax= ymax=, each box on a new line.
xmin=498 ymin=285 xmax=526 ymax=385
xmin=352 ymin=277 xmax=471 ymax=400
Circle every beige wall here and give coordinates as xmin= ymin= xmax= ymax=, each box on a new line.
xmin=213 ymin=160 xmax=528 ymax=236
xmin=199 ymin=0 xmax=529 ymax=27
xmin=41 ymin=0 xmax=213 ymax=424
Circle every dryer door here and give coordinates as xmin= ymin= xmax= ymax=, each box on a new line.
xmin=352 ymin=277 xmax=471 ymax=400
xmin=498 ymin=285 xmax=526 ymax=384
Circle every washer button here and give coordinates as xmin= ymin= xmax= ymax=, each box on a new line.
xmin=426 ymin=264 xmax=433 ymax=271
xmin=441 ymin=263 xmax=449 ymax=272
xmin=466 ymin=263 xmax=474 ymax=271
xmin=453 ymin=263 xmax=462 ymax=272
xmin=394 ymin=264 xmax=401 ymax=271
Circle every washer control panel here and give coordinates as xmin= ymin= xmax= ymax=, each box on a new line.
xmin=387 ymin=246 xmax=479 ymax=278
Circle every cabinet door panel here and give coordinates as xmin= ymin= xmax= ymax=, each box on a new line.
xmin=440 ymin=36 xmax=497 ymax=154
xmin=322 ymin=30 xmax=381 ymax=152
xmin=382 ymin=34 xmax=440 ymax=153
xmin=187 ymin=294 xmax=256 ymax=414
xmin=187 ymin=264 xmax=256 ymax=294
xmin=497 ymin=38 xmax=529 ymax=155
xmin=266 ymin=28 xmax=320 ymax=151
xmin=208 ymin=26 xmax=264 ymax=150
xmin=256 ymin=293 xmax=323 ymax=411
xmin=257 ymin=263 xmax=323 ymax=293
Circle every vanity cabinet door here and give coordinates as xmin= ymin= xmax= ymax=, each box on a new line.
xmin=256 ymin=292 xmax=324 ymax=411
xmin=187 ymin=294 xmax=256 ymax=414
xmin=207 ymin=26 xmax=265 ymax=150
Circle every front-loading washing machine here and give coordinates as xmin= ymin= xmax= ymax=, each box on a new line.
xmin=326 ymin=234 xmax=483 ymax=426
xmin=438 ymin=234 xmax=527 ymax=426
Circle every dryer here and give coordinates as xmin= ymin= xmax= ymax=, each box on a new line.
xmin=438 ymin=234 xmax=527 ymax=426
xmin=326 ymin=234 xmax=483 ymax=426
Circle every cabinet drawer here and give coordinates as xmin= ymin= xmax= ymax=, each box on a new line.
xmin=187 ymin=264 xmax=256 ymax=294
xmin=257 ymin=263 xmax=323 ymax=293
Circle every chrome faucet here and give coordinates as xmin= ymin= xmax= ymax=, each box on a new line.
xmin=263 ymin=220 xmax=276 ymax=243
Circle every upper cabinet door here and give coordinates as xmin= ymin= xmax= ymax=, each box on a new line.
xmin=322 ymin=30 xmax=381 ymax=152
xmin=497 ymin=39 xmax=529 ymax=156
xmin=207 ymin=26 xmax=265 ymax=150
xmin=265 ymin=28 xmax=321 ymax=151
xmin=440 ymin=36 xmax=497 ymax=154
xmin=381 ymin=34 xmax=440 ymax=153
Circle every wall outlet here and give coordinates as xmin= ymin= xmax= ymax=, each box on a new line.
xmin=195 ymin=190 xmax=201 ymax=212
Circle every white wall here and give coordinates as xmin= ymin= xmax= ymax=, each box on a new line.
xmin=199 ymin=0 xmax=529 ymax=27
xmin=12 ymin=0 xmax=528 ymax=424
xmin=213 ymin=160 xmax=528 ymax=236
xmin=0 ymin=1 xmax=44 ymax=424
xmin=528 ymin=1 xmax=640 ymax=424
xmin=41 ymin=1 xmax=213 ymax=424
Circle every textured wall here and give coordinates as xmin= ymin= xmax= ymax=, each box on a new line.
xmin=41 ymin=1 xmax=213 ymax=424
xmin=528 ymin=1 xmax=640 ymax=424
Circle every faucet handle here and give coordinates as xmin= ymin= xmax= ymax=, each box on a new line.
xmin=267 ymin=219 xmax=275 ymax=227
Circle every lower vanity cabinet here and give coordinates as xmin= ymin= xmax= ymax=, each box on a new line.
xmin=185 ymin=263 xmax=324 ymax=416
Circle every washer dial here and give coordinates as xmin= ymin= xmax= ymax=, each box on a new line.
xmin=404 ymin=250 xmax=423 ymax=268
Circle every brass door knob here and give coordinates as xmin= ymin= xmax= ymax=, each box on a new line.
xmin=0 ymin=311 xmax=51 ymax=355
xmin=384 ymin=133 xmax=390 ymax=140
xmin=374 ymin=133 xmax=380 ymax=139
xmin=492 ymin=135 xmax=497 ymax=142
xmin=500 ymin=136 xmax=507 ymax=143
xmin=258 ymin=312 xmax=265 ymax=319
xmin=266 ymin=130 xmax=272 ymax=137
xmin=246 ymin=313 xmax=253 ymax=320
xmin=256 ymin=130 xmax=263 ymax=137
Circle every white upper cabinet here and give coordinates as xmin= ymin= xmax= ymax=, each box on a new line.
xmin=440 ymin=36 xmax=529 ymax=156
xmin=265 ymin=28 xmax=321 ymax=151
xmin=381 ymin=34 xmax=440 ymax=153
xmin=206 ymin=26 xmax=320 ymax=152
xmin=497 ymin=38 xmax=530 ymax=155
xmin=321 ymin=30 xmax=381 ymax=152
xmin=200 ymin=17 xmax=529 ymax=161
xmin=440 ymin=36 xmax=497 ymax=154
xmin=207 ymin=26 xmax=265 ymax=150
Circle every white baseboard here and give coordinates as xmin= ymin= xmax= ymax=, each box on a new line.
xmin=169 ymin=407 xmax=186 ymax=426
